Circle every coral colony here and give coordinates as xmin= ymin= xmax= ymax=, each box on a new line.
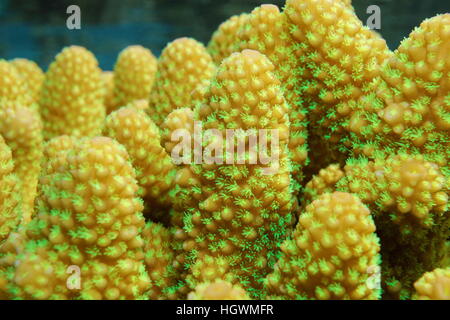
xmin=0 ymin=0 xmax=449 ymax=300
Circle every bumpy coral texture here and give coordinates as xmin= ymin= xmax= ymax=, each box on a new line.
xmin=147 ymin=38 xmax=216 ymax=126
xmin=282 ymin=0 xmax=449 ymax=300
xmin=337 ymin=154 xmax=447 ymax=227
xmin=142 ymin=222 xmax=176 ymax=299
xmin=111 ymin=45 xmax=157 ymax=113
xmin=0 ymin=60 xmax=34 ymax=108
xmin=413 ymin=268 xmax=450 ymax=300
xmin=266 ymin=192 xmax=381 ymax=300
xmin=185 ymin=254 xmax=236 ymax=289
xmin=188 ymin=279 xmax=250 ymax=300
xmin=303 ymin=164 xmax=344 ymax=202
xmin=337 ymin=154 xmax=448 ymax=300
xmin=208 ymin=13 xmax=249 ymax=65
xmin=10 ymin=58 xmax=45 ymax=104
xmin=0 ymin=135 xmax=22 ymax=243
xmin=0 ymin=231 xmax=26 ymax=299
xmin=11 ymin=137 xmax=149 ymax=299
xmin=39 ymin=46 xmax=105 ymax=140
xmin=0 ymin=0 xmax=448 ymax=303
xmin=104 ymin=107 xmax=177 ymax=221
xmin=285 ymin=0 xmax=392 ymax=175
xmin=43 ymin=135 xmax=77 ymax=164
xmin=303 ymin=153 xmax=449 ymax=299
xmin=349 ymin=15 xmax=450 ymax=177
xmin=172 ymin=50 xmax=294 ymax=298
xmin=41 ymin=135 xmax=78 ymax=182
xmin=0 ymin=105 xmax=43 ymax=222
xmin=237 ymin=4 xmax=308 ymax=183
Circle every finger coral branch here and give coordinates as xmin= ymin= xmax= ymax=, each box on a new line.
xmin=12 ymin=137 xmax=149 ymax=299
xmin=0 ymin=60 xmax=35 ymax=109
xmin=207 ymin=13 xmax=249 ymax=65
xmin=104 ymin=106 xmax=177 ymax=222
xmin=147 ymin=38 xmax=216 ymax=126
xmin=285 ymin=0 xmax=392 ymax=175
xmin=0 ymin=105 xmax=43 ymax=222
xmin=39 ymin=46 xmax=105 ymax=140
xmin=349 ymin=15 xmax=450 ymax=179
xmin=0 ymin=135 xmax=22 ymax=244
xmin=10 ymin=58 xmax=44 ymax=105
xmin=304 ymin=152 xmax=449 ymax=299
xmin=266 ymin=192 xmax=381 ymax=300
xmin=111 ymin=45 xmax=157 ymax=113
xmin=172 ymin=49 xmax=295 ymax=299
xmin=237 ymin=4 xmax=308 ymax=184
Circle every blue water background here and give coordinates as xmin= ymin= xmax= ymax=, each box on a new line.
xmin=0 ymin=0 xmax=449 ymax=71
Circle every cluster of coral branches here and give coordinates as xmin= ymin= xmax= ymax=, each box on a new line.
xmin=0 ymin=0 xmax=449 ymax=300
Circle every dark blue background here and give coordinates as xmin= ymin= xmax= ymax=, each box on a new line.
xmin=0 ymin=0 xmax=448 ymax=71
